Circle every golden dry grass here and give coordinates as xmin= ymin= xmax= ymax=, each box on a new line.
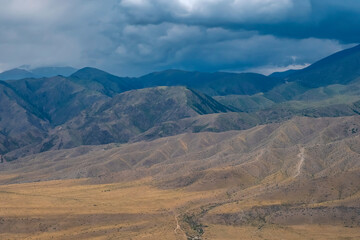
xmin=0 ymin=175 xmax=359 ymax=239
xmin=0 ymin=177 xmax=219 ymax=240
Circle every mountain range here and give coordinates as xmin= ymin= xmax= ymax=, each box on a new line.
xmin=1 ymin=44 xmax=360 ymax=160
xmin=1 ymin=44 xmax=360 ymax=239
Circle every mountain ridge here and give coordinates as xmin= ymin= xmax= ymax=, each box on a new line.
xmin=0 ymin=66 xmax=77 ymax=80
xmin=1 ymin=44 xmax=360 ymax=160
xmin=285 ymin=44 xmax=360 ymax=87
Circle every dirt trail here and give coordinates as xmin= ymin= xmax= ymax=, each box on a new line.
xmin=295 ymin=147 xmax=305 ymax=178
xmin=174 ymin=213 xmax=187 ymax=239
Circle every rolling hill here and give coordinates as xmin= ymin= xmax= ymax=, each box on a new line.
xmin=1 ymin=116 xmax=359 ymax=239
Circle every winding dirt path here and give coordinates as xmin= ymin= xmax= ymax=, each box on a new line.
xmin=173 ymin=213 xmax=187 ymax=239
xmin=295 ymin=147 xmax=305 ymax=178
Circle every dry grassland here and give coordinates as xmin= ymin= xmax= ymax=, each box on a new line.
xmin=1 ymin=176 xmax=359 ymax=239
xmin=0 ymin=177 xmax=213 ymax=240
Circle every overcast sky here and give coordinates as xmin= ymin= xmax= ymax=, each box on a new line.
xmin=0 ymin=0 xmax=359 ymax=76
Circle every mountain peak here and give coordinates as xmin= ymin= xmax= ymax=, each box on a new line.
xmin=69 ymin=67 xmax=138 ymax=96
xmin=71 ymin=67 xmax=111 ymax=78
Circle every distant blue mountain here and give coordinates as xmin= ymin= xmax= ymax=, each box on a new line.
xmin=31 ymin=66 xmax=77 ymax=78
xmin=0 ymin=68 xmax=35 ymax=80
xmin=285 ymin=44 xmax=360 ymax=87
xmin=135 ymin=70 xmax=283 ymax=96
xmin=0 ymin=66 xmax=77 ymax=80
xmin=269 ymin=69 xmax=299 ymax=79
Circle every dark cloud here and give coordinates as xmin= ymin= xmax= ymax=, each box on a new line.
xmin=235 ymin=0 xmax=360 ymax=43
xmin=0 ymin=0 xmax=358 ymax=76
xmin=118 ymin=0 xmax=360 ymax=43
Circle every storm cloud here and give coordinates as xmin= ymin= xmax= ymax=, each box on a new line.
xmin=0 ymin=0 xmax=358 ymax=76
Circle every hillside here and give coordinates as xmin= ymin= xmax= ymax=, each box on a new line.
xmin=38 ymin=86 xmax=232 ymax=149
xmin=0 ymin=81 xmax=49 ymax=156
xmin=1 ymin=116 xmax=359 ymax=239
xmin=216 ymin=45 xmax=360 ymax=109
xmin=3 ymin=115 xmax=359 ymax=184
xmin=285 ymin=44 xmax=360 ymax=87
xmin=0 ymin=84 xmax=234 ymax=160
xmin=6 ymin=76 xmax=109 ymax=125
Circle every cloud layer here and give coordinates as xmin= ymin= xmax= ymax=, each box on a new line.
xmin=0 ymin=0 xmax=358 ymax=76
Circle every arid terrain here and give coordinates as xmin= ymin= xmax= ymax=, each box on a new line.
xmin=1 ymin=177 xmax=359 ymax=240
xmin=1 ymin=115 xmax=360 ymax=239
xmin=1 ymin=45 xmax=360 ymax=239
